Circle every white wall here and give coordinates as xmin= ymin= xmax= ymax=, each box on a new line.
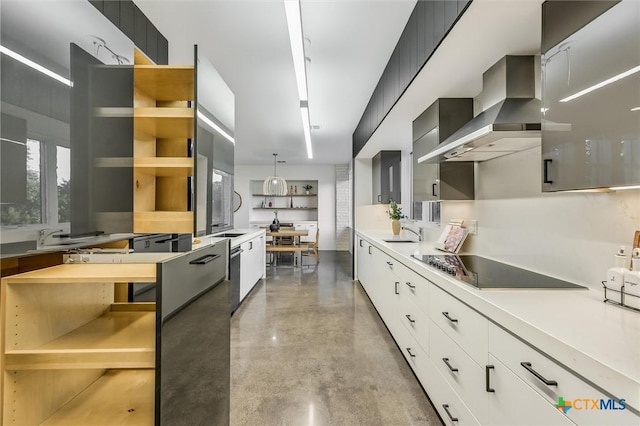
xmin=439 ymin=147 xmax=640 ymax=290
xmin=234 ymin=164 xmax=336 ymax=250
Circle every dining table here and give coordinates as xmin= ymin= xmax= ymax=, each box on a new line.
xmin=265 ymin=229 xmax=309 ymax=266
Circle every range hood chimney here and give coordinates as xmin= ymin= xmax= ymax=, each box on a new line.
xmin=418 ymin=55 xmax=541 ymax=163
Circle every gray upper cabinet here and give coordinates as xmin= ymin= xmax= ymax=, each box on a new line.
xmin=412 ymin=98 xmax=474 ymax=209
xmin=541 ymin=0 xmax=639 ymax=191
xmin=373 ymin=151 xmax=401 ymax=204
xmin=352 ymin=0 xmax=470 ymax=157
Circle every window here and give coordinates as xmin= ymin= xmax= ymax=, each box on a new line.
xmin=57 ymin=146 xmax=70 ymax=223
xmin=0 ymin=139 xmax=42 ymax=226
xmin=0 ymin=140 xmax=71 ymax=228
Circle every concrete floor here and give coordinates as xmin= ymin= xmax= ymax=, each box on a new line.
xmin=230 ymin=251 xmax=442 ymax=426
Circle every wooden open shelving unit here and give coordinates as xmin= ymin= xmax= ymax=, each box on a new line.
xmin=133 ymin=49 xmax=195 ymax=234
xmin=0 ymin=263 xmax=157 ymax=425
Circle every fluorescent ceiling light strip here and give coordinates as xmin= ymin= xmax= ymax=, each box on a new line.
xmin=300 ymin=105 xmax=313 ymax=159
xmin=284 ymin=0 xmax=308 ymax=101
xmin=609 ymin=184 xmax=640 ymax=191
xmin=559 ymin=65 xmax=640 ymax=103
xmin=197 ymin=110 xmax=235 ymax=144
xmin=0 ymin=45 xmax=72 ymax=87
xmin=631 ymin=107 xmax=640 ymax=112
xmin=417 ymin=124 xmax=493 ymax=163
xmin=0 ymin=137 xmax=26 ymax=146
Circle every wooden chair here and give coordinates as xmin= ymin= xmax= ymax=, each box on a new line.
xmin=301 ymin=228 xmax=319 ymax=262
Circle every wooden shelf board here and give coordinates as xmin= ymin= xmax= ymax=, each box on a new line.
xmin=134 ymin=107 xmax=193 ymax=119
xmin=2 ymin=264 xmax=156 ymax=284
xmin=134 ymin=157 xmax=194 ymax=177
xmin=252 ymin=194 xmax=317 ymax=197
xmin=5 ymin=311 xmax=155 ymax=370
xmin=133 ymin=211 xmax=193 ymax=234
xmin=253 ymin=208 xmax=317 ymax=210
xmin=40 ymin=369 xmax=154 ymax=425
xmin=134 ymin=114 xmax=194 ymax=139
xmin=134 ymin=65 xmax=194 ymax=101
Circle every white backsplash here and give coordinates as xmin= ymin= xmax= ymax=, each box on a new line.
xmin=442 ymin=147 xmax=640 ymax=289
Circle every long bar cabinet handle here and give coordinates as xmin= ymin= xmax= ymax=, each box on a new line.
xmin=520 ymin=362 xmax=557 ymax=386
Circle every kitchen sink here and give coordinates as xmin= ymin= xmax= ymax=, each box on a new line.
xmin=382 ymin=239 xmax=418 ymax=243
xmin=215 ymin=232 xmax=246 ymax=238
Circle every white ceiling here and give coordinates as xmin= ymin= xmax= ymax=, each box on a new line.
xmin=136 ymin=0 xmax=417 ymax=166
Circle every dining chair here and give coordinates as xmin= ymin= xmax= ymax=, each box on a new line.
xmin=301 ymin=228 xmax=319 ymax=262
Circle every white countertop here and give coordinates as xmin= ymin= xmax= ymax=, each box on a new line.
xmin=356 ymin=229 xmax=640 ymax=411
xmin=193 ymin=228 xmax=265 ymax=250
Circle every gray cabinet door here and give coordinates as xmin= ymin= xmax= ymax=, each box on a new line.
xmin=542 ymin=1 xmax=640 ymax=191
xmin=157 ymin=242 xmax=229 ymax=425
xmin=413 ymin=129 xmax=440 ymax=202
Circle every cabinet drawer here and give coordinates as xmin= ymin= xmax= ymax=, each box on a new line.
xmin=399 ymin=289 xmax=429 ymax=353
xmin=393 ymin=319 xmax=429 ymax=386
xmin=430 ymin=319 xmax=487 ymax=423
xmin=489 ymin=324 xmax=639 ymax=425
xmin=424 ymin=357 xmax=481 ymax=426
xmin=487 ymin=355 xmax=577 ymax=426
xmin=429 ymin=284 xmax=488 ymax=365
xmin=394 ymin=259 xmax=429 ymax=313
xmin=158 ymin=243 xmax=227 ymax=320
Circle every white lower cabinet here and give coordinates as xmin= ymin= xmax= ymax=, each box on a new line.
xmin=489 ymin=323 xmax=639 ymax=426
xmin=487 ymin=354 xmax=577 ymax=425
xmin=425 ymin=356 xmax=481 ymax=426
xmin=430 ymin=319 xmax=488 ymax=423
xmin=354 ymin=234 xmax=639 ymax=426
xmin=239 ymin=233 xmax=265 ymax=302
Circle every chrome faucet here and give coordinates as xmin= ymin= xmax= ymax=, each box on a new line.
xmin=401 ymin=226 xmax=423 ymax=242
xmin=38 ymin=228 xmax=64 ymax=247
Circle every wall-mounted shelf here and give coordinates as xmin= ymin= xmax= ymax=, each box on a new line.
xmin=249 ymin=180 xmax=319 ymax=223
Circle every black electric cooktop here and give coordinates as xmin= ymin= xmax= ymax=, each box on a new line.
xmin=411 ymin=254 xmax=586 ymax=290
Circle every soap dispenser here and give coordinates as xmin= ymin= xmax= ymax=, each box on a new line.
xmin=606 ymin=246 xmax=628 ymax=302
xmin=623 ymin=248 xmax=640 ymax=309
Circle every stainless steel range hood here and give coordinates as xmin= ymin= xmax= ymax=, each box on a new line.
xmin=418 ymin=56 xmax=541 ymax=163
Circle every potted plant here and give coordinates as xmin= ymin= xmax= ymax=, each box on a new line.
xmin=387 ymin=200 xmax=404 ymax=235
xmin=303 ymin=184 xmax=313 ymax=195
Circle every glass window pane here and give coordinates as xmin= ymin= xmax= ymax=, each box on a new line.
xmin=0 ymin=139 xmax=42 ymax=225
xmin=57 ymin=146 xmax=71 ymax=223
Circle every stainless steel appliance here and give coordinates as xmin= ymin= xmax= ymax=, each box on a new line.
xmin=418 ymin=56 xmax=541 ymax=163
xmin=412 ymin=254 xmax=586 ymax=290
xmin=229 ymin=245 xmax=242 ymax=314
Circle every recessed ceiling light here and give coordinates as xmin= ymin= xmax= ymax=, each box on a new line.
xmin=631 ymin=106 xmax=640 ymax=112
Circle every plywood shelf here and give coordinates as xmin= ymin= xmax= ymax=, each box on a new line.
xmin=134 ymin=211 xmax=193 ymax=234
xmin=2 ymin=263 xmax=156 ymax=284
xmin=5 ymin=311 xmax=155 ymax=370
xmin=253 ymin=208 xmax=317 ymax=210
xmin=134 ymin=65 xmax=194 ymax=101
xmin=134 ymin=157 xmax=194 ymax=177
xmin=39 ymin=369 xmax=154 ymax=425
xmin=252 ymin=194 xmax=317 ymax=197
xmin=134 ymin=108 xmax=194 ymax=139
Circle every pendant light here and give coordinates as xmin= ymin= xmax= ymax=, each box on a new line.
xmin=263 ymin=153 xmax=288 ymax=195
